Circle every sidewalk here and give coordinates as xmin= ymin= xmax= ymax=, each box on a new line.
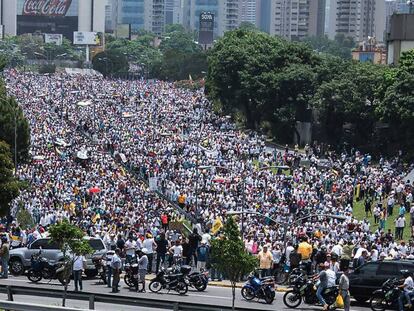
xmin=144 ymin=274 xmax=289 ymax=292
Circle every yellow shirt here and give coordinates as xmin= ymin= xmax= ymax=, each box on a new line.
xmin=257 ymin=251 xmax=273 ymax=269
xmin=178 ymin=195 xmax=186 ymax=204
xmin=297 ymin=242 xmax=313 ymax=260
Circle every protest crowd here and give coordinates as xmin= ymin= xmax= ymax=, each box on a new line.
xmin=1 ymin=69 xmax=414 ymax=287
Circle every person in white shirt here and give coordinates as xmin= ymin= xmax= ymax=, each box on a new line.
xmin=110 ymin=249 xmax=122 ymax=293
xmin=124 ymin=237 xmax=136 ymax=264
xmin=399 ymin=271 xmax=414 ymax=310
xmin=201 ymin=228 xmax=211 ymax=246
xmin=331 ymin=242 xmax=343 ymax=258
xmin=169 ymin=240 xmax=183 ymax=264
xmin=73 ymin=253 xmax=86 ymax=291
xmin=142 ymin=234 xmax=156 ymax=273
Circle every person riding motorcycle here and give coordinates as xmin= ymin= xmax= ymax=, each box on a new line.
xmin=399 ymin=270 xmax=414 ymax=311
xmin=314 ymin=262 xmax=336 ymax=310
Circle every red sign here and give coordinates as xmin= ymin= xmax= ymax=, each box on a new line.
xmin=22 ymin=0 xmax=72 ymax=16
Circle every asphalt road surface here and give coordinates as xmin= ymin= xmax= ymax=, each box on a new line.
xmin=0 ymin=276 xmax=372 ymax=311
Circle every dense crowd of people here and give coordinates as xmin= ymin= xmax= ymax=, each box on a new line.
xmin=2 ymin=69 xmax=414 ymax=293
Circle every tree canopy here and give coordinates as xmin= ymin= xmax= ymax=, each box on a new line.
xmin=0 ymin=88 xmax=30 ymax=163
xmin=103 ymin=25 xmax=207 ymax=81
xmin=207 ymin=28 xmax=414 ymax=158
xmin=302 ymin=34 xmax=356 ymax=59
xmin=0 ymin=141 xmax=20 ymax=216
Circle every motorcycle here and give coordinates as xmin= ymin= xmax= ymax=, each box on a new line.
xmin=27 ymin=251 xmax=68 ymax=285
xmin=92 ymin=255 xmax=107 ymax=285
xmin=186 ymin=268 xmax=209 ymax=291
xmin=149 ymin=266 xmax=188 ymax=295
xmin=283 ymin=275 xmax=338 ymax=309
xmin=125 ymin=263 xmax=142 ymax=291
xmin=241 ymin=272 xmax=276 ymax=304
xmin=169 ymin=265 xmax=209 ymax=291
xmin=288 ymin=261 xmax=308 ymax=285
xmin=370 ymin=278 xmax=412 ymax=311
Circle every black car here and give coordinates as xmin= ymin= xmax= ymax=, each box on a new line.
xmin=349 ymin=260 xmax=414 ymax=303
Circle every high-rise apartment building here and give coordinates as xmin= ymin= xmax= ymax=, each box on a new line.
xmin=118 ymin=0 xmax=145 ymax=32
xmin=256 ymin=0 xmax=271 ymax=33
xmin=189 ymin=0 xmax=220 ymax=37
xmin=327 ymin=0 xmax=387 ymax=43
xmin=148 ymin=0 xmax=165 ymax=35
xmin=269 ymin=0 xmax=326 ymax=40
xmin=240 ymin=0 xmax=256 ymax=25
xmin=223 ymin=0 xmax=240 ymax=33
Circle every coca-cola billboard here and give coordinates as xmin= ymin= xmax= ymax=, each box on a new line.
xmin=22 ymin=0 xmax=72 ymax=17
xmin=17 ymin=0 xmax=78 ymax=42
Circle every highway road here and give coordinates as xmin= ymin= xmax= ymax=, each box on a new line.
xmin=0 ymin=276 xmax=372 ymax=311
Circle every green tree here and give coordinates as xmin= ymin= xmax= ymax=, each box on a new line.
xmin=238 ymin=22 xmax=258 ymax=31
xmin=207 ymin=29 xmax=319 ymax=142
xmin=16 ymin=206 xmax=34 ymax=229
xmin=92 ymin=49 xmax=129 ymax=77
xmin=302 ymin=35 xmax=355 ymax=59
xmin=48 ymin=220 xmax=93 ymax=306
xmin=211 ymin=217 xmax=257 ymax=310
xmin=313 ymin=62 xmax=385 ymax=148
xmin=0 ymin=94 xmax=30 ymax=163
xmin=159 ymin=29 xmax=201 ymax=54
xmin=375 ymin=50 xmax=414 ymax=157
xmin=0 ymin=141 xmax=20 ymax=216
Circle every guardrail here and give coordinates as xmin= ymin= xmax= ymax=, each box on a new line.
xmin=0 ymin=285 xmax=254 ymax=311
xmin=0 ymin=300 xmax=89 ymax=311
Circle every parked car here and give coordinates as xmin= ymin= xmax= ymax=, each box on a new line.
xmin=349 ymin=260 xmax=414 ymax=303
xmin=9 ymin=237 xmax=106 ymax=277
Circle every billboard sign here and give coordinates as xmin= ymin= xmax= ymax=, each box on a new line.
xmin=73 ymin=31 xmax=102 ymax=45
xmin=22 ymin=0 xmax=72 ymax=16
xmin=199 ymin=12 xmax=214 ymax=45
xmin=17 ymin=0 xmax=78 ymax=42
xmin=44 ymin=33 xmax=63 ymax=45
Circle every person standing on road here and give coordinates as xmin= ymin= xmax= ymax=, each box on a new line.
xmin=257 ymin=245 xmax=273 ymax=277
xmin=188 ymin=228 xmax=201 ymax=266
xmin=143 ymin=233 xmax=156 ymax=273
xmin=196 ymin=241 xmax=209 ymax=272
xmin=0 ymin=236 xmax=9 ymax=279
xmin=105 ymin=249 xmax=114 ymax=288
xmin=314 ymin=263 xmax=329 ymax=311
xmin=137 ymin=248 xmax=149 ymax=293
xmin=73 ymin=252 xmax=86 ymax=292
xmin=111 ymin=248 xmax=122 ymax=293
xmin=338 ymin=267 xmax=351 ymax=311
xmin=155 ymin=232 xmax=168 ymax=272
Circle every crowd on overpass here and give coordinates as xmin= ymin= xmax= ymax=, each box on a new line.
xmin=2 ymin=69 xmax=414 ymax=281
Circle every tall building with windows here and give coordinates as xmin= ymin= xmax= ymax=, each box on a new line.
xmin=189 ymin=0 xmax=220 ymax=37
xmin=118 ymin=0 xmax=145 ymax=32
xmin=327 ymin=0 xmax=387 ymax=43
xmin=165 ymin=0 xmax=189 ymax=26
xmin=147 ymin=0 xmax=165 ymax=35
xmin=269 ymin=0 xmax=326 ymax=40
xmin=240 ymin=0 xmax=256 ymax=25
xmin=223 ymin=0 xmax=239 ymax=33
xmin=256 ymin=0 xmax=271 ymax=33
